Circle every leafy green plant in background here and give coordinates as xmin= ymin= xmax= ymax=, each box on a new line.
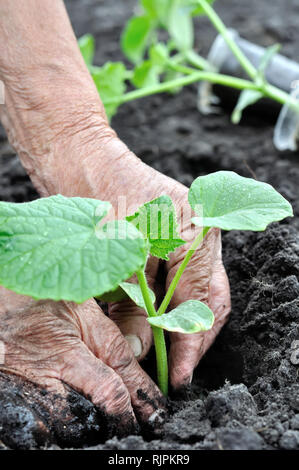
xmin=0 ymin=171 xmax=293 ymax=395
xmin=78 ymin=0 xmax=299 ymax=122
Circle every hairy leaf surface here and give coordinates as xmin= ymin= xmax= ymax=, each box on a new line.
xmin=127 ymin=195 xmax=185 ymax=260
xmin=0 ymin=195 xmax=148 ymax=303
xmin=189 ymin=171 xmax=293 ymax=231
xmin=148 ymin=300 xmax=214 ymax=333
xmin=120 ymin=281 xmax=156 ymax=310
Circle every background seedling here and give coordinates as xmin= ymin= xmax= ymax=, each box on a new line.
xmin=78 ymin=0 xmax=299 ymax=126
xmin=0 ymin=171 xmax=292 ymax=395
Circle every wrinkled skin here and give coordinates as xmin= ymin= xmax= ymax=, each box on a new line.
xmin=0 ymin=0 xmax=231 ymax=431
xmin=0 ymin=288 xmax=165 ymax=431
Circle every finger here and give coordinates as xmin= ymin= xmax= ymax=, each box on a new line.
xmin=109 ymin=301 xmax=153 ymax=362
xmin=166 ymin=229 xmax=228 ymax=389
xmin=108 ymin=257 xmax=160 ymax=361
xmin=59 ymin=341 xmax=138 ymax=434
xmin=203 ymin=237 xmax=231 ymax=356
xmin=78 ymin=300 xmax=166 ymax=428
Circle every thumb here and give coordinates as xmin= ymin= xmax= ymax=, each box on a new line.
xmin=109 ymin=300 xmax=153 ymax=361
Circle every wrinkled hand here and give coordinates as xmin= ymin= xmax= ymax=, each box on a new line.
xmin=0 ymin=12 xmax=231 ymax=411
xmin=0 ymin=287 xmax=165 ymax=434
xmin=0 ymin=100 xmax=231 ymax=396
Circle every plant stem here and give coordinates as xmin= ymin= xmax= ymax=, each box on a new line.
xmin=104 ymin=71 xmax=259 ymax=105
xmin=157 ymin=227 xmax=210 ymax=317
xmin=104 ymin=69 xmax=299 ymax=113
xmin=136 ymin=269 xmax=168 ymax=396
xmin=196 ymin=0 xmax=257 ymax=81
xmin=185 ymin=50 xmax=212 ymax=71
xmin=151 ymin=326 xmax=168 ymax=396
xmin=136 ymin=269 xmax=157 ymax=318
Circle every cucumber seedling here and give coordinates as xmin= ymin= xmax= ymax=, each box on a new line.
xmin=0 ymin=171 xmax=293 ymax=395
xmin=78 ymin=0 xmax=299 ymax=124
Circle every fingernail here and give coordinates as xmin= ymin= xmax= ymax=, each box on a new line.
xmin=189 ymin=372 xmax=193 ymax=384
xmin=125 ymin=334 xmax=143 ymax=357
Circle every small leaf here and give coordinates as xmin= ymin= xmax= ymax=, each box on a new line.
xmin=121 ymin=15 xmax=153 ymax=63
xmin=189 ymin=171 xmax=293 ymax=231
xmin=120 ymin=282 xmax=156 ymax=310
xmin=148 ymin=300 xmax=214 ymax=333
xmin=0 ymin=195 xmax=148 ymax=303
xmin=78 ymin=34 xmax=95 ymax=66
xmin=132 ymin=60 xmax=160 ymax=88
xmin=127 ymin=195 xmax=185 ymax=260
xmin=141 ymin=0 xmax=172 ymax=26
xmin=168 ymin=1 xmax=194 ymax=51
xmin=91 ymin=62 xmax=126 ymax=119
xmin=149 ymin=43 xmax=169 ymax=68
xmin=258 ymin=44 xmax=280 ymax=77
xmin=231 ymin=89 xmax=263 ymax=124
xmin=163 ymin=68 xmax=184 ymax=94
xmin=96 ymin=285 xmax=129 ymax=303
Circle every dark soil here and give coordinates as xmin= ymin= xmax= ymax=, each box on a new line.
xmin=0 ymin=0 xmax=298 ymax=450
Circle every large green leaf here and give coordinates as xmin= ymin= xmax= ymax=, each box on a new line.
xmin=78 ymin=34 xmax=95 ymax=66
xmin=121 ymin=15 xmax=153 ymax=63
xmin=127 ymin=195 xmax=185 ymax=260
xmin=148 ymin=300 xmax=214 ymax=333
xmin=91 ymin=62 xmax=126 ymax=119
xmin=189 ymin=171 xmax=293 ymax=231
xmin=0 ymin=195 xmax=148 ymax=303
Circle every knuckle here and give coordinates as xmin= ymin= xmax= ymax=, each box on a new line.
xmin=98 ymin=375 xmax=131 ymax=415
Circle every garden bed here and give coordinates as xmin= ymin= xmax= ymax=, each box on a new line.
xmin=0 ymin=0 xmax=298 ymax=450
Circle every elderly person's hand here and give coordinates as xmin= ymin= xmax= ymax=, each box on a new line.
xmin=0 ymin=0 xmax=230 ymax=425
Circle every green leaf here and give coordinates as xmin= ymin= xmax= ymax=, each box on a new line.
xmin=163 ymin=68 xmax=184 ymax=94
xmin=258 ymin=44 xmax=280 ymax=77
xmin=141 ymin=0 xmax=172 ymax=25
xmin=0 ymin=195 xmax=148 ymax=303
xmin=96 ymin=280 xmax=156 ymax=307
xmin=121 ymin=15 xmax=153 ymax=63
xmin=148 ymin=300 xmax=214 ymax=333
xmin=189 ymin=171 xmax=293 ymax=231
xmin=149 ymin=43 xmax=169 ymax=68
xmin=91 ymin=62 xmax=126 ymax=119
xmin=120 ymin=281 xmax=156 ymax=310
xmin=132 ymin=60 xmax=160 ymax=88
xmin=96 ymin=285 xmax=129 ymax=303
xmin=126 ymin=195 xmax=185 ymax=260
xmin=78 ymin=34 xmax=95 ymax=66
xmin=168 ymin=1 xmax=194 ymax=51
xmin=231 ymin=89 xmax=263 ymax=124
